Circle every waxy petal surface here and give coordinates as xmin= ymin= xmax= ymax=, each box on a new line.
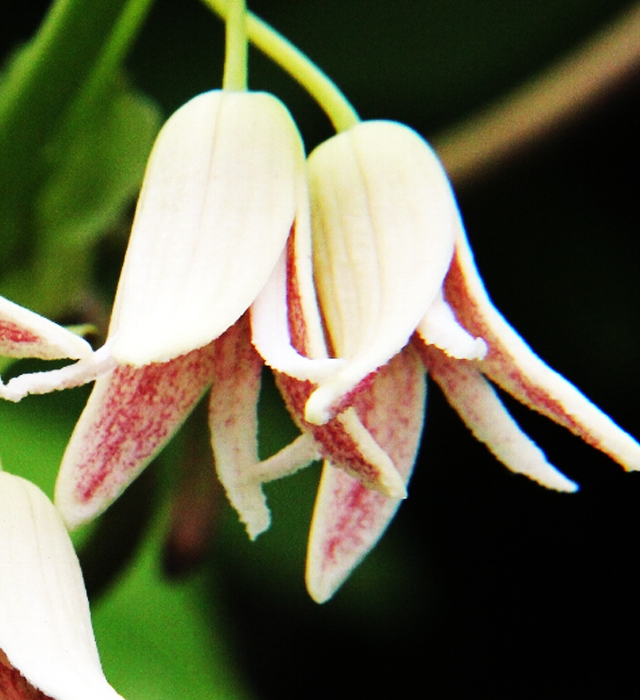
xmin=109 ymin=90 xmax=305 ymax=366
xmin=55 ymin=345 xmax=218 ymax=529
xmin=306 ymin=346 xmax=426 ymax=602
xmin=304 ymin=121 xmax=456 ymax=424
xmin=0 ymin=472 xmax=122 ymax=700
xmin=0 ymin=296 xmax=91 ymax=361
xmin=445 ymin=219 xmax=640 ymax=471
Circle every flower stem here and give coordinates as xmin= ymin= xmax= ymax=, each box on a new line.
xmin=222 ymin=0 xmax=248 ymax=91
xmin=202 ymin=0 xmax=360 ymax=132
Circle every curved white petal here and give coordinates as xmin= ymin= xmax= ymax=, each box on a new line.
xmin=423 ymin=345 xmax=578 ymax=492
xmin=0 ymin=295 xmax=92 ymax=361
xmin=305 ymin=121 xmax=456 ymax=424
xmin=251 ymin=248 xmax=346 ymax=382
xmin=1 ymin=344 xmax=117 ymax=402
xmin=0 ymin=471 xmax=123 ymax=700
xmin=417 ymin=291 xmax=487 ymax=360
xmin=109 ymin=90 xmax=304 ymax=366
xmin=445 ymin=217 xmax=640 ymax=472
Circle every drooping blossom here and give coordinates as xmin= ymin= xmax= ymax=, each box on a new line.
xmin=0 ymin=470 xmax=123 ymax=700
xmin=243 ymin=120 xmax=640 ymax=601
xmin=1 ymin=88 xmax=315 ymax=529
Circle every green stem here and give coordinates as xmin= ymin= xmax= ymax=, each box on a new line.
xmin=202 ymin=0 xmax=359 ymax=132
xmin=222 ymin=0 xmax=248 ymax=90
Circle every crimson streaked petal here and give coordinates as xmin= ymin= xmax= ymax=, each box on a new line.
xmin=306 ymin=346 xmax=426 ymax=602
xmin=422 ymin=343 xmax=578 ymax=492
xmin=0 ymin=296 xmax=92 ymax=361
xmin=445 ymin=219 xmax=640 ymax=471
xmin=55 ymin=345 xmax=217 ymax=529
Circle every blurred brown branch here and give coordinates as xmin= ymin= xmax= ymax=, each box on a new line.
xmin=434 ymin=2 xmax=640 ymax=184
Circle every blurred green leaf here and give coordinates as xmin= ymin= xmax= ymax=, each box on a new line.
xmin=92 ymin=508 xmax=256 ymax=700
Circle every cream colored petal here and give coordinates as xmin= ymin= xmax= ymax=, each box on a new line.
xmin=1 ymin=345 xmax=117 ymax=402
xmin=417 ymin=291 xmax=487 ymax=360
xmin=306 ymin=346 xmax=426 ymax=602
xmin=422 ymin=345 xmax=578 ymax=492
xmin=55 ymin=345 xmax=217 ymax=530
xmin=0 ymin=471 xmax=123 ymax=700
xmin=109 ymin=90 xmax=304 ymax=366
xmin=305 ymin=121 xmax=456 ymax=425
xmin=209 ymin=316 xmax=270 ymax=539
xmin=250 ymin=247 xmax=346 ymax=382
xmin=445 ymin=218 xmax=640 ymax=472
xmin=0 ymin=295 xmax=91 ymax=361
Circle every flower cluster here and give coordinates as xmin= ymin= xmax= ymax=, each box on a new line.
xmin=5 ymin=94 xmax=640 ymax=608
xmin=1 ymin=5 xmax=639 ymax=695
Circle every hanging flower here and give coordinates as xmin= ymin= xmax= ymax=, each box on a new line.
xmin=0 ymin=470 xmax=123 ymax=700
xmin=1 ymin=88 xmax=311 ymax=530
xmin=245 ymin=120 xmax=640 ymax=601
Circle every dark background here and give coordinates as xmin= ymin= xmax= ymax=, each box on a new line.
xmin=2 ymin=1 xmax=640 ymax=698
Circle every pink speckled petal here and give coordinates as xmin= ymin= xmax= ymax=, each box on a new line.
xmin=0 ymin=296 xmax=92 ymax=361
xmin=306 ymin=345 xmax=426 ymax=603
xmin=445 ymin=218 xmax=640 ymax=472
xmin=422 ymin=343 xmax=577 ymax=492
xmin=55 ymin=345 xmax=217 ymax=530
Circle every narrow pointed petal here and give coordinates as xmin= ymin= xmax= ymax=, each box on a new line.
xmin=55 ymin=345 xmax=218 ymax=529
xmin=109 ymin=90 xmax=305 ymax=366
xmin=306 ymin=346 xmax=426 ymax=603
xmin=417 ymin=291 xmax=487 ymax=360
xmin=277 ymin=373 xmax=407 ymax=499
xmin=422 ymin=344 xmax=578 ymax=492
xmin=251 ymin=244 xmax=346 ymax=382
xmin=2 ymin=345 xmax=117 ymax=402
xmin=0 ymin=472 xmax=123 ymax=700
xmin=445 ymin=219 xmax=640 ymax=471
xmin=208 ymin=315 xmax=269 ymax=539
xmin=304 ymin=121 xmax=456 ymax=424
xmin=0 ymin=296 xmax=91 ymax=360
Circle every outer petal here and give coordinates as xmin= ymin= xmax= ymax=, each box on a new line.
xmin=209 ymin=315 xmax=269 ymax=538
xmin=55 ymin=345 xmax=218 ymax=529
xmin=0 ymin=472 xmax=123 ymax=700
xmin=421 ymin=344 xmax=578 ymax=492
xmin=0 ymin=296 xmax=91 ymax=361
xmin=306 ymin=345 xmax=427 ymax=603
xmin=109 ymin=90 xmax=304 ymax=366
xmin=445 ymin=218 xmax=640 ymax=471
xmin=304 ymin=121 xmax=456 ymax=425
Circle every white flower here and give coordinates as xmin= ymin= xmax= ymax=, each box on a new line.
xmin=0 ymin=470 xmax=123 ymax=700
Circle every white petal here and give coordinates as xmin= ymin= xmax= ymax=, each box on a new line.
xmin=0 ymin=295 xmax=92 ymax=360
xmin=417 ymin=291 xmax=487 ymax=360
xmin=109 ymin=91 xmax=304 ymax=366
xmin=0 ymin=471 xmax=123 ymax=700
xmin=445 ymin=218 xmax=640 ymax=472
xmin=1 ymin=344 xmax=117 ymax=402
xmin=251 ymin=248 xmax=346 ymax=382
xmin=305 ymin=121 xmax=456 ymax=424
xmin=424 ymin=346 xmax=578 ymax=492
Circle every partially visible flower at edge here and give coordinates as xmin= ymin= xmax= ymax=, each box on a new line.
xmin=0 ymin=470 xmax=123 ymax=700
